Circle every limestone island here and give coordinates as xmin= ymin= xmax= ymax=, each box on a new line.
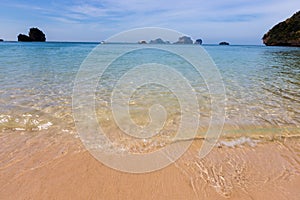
xmin=263 ymin=11 xmax=300 ymax=47
xmin=174 ymin=36 xmax=193 ymax=44
xmin=138 ymin=40 xmax=147 ymax=44
xmin=149 ymin=38 xmax=170 ymax=44
xmin=18 ymin=28 xmax=46 ymax=42
xmin=194 ymin=39 xmax=203 ymax=45
xmin=219 ymin=41 xmax=230 ymax=45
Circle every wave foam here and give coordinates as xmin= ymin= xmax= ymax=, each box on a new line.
xmin=218 ymin=137 xmax=259 ymax=148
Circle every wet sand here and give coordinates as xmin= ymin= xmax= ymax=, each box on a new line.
xmin=1 ymin=131 xmax=300 ymax=200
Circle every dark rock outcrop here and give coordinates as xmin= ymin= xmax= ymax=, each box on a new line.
xmin=194 ymin=39 xmax=202 ymax=45
xmin=18 ymin=34 xmax=32 ymax=42
xmin=219 ymin=41 xmax=229 ymax=45
xmin=263 ymin=11 xmax=300 ymax=47
xmin=0 ymin=39 xmax=3 ymax=42
xmin=174 ymin=36 xmax=193 ymax=44
xmin=138 ymin=40 xmax=147 ymax=44
xmin=18 ymin=28 xmax=46 ymax=42
xmin=29 ymin=28 xmax=46 ymax=41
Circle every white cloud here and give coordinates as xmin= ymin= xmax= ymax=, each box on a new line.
xmin=1 ymin=0 xmax=299 ymax=43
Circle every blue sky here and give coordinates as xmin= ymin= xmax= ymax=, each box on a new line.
xmin=0 ymin=0 xmax=298 ymax=44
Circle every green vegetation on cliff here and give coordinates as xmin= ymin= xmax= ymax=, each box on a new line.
xmin=263 ymin=11 xmax=300 ymax=46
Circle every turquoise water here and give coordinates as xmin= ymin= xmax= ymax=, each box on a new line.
xmin=0 ymin=42 xmax=299 ymax=136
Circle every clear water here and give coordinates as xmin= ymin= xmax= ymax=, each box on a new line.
xmin=0 ymin=42 xmax=299 ymax=138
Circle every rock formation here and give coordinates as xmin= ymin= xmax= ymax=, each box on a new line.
xmin=18 ymin=28 xmax=46 ymax=42
xmin=194 ymin=39 xmax=202 ymax=45
xmin=219 ymin=41 xmax=229 ymax=45
xmin=18 ymin=34 xmax=32 ymax=42
xmin=263 ymin=11 xmax=300 ymax=46
xmin=28 ymin=28 xmax=46 ymax=41
xmin=0 ymin=39 xmax=3 ymax=42
xmin=138 ymin=40 xmax=147 ymax=44
xmin=149 ymin=38 xmax=167 ymax=44
xmin=174 ymin=36 xmax=193 ymax=44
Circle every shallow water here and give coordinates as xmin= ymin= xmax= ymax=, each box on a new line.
xmin=1 ymin=43 xmax=300 ymax=198
xmin=0 ymin=42 xmax=299 ymax=142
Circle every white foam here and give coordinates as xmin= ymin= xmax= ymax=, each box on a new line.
xmin=0 ymin=118 xmax=9 ymax=123
xmin=22 ymin=114 xmax=32 ymax=117
xmin=219 ymin=137 xmax=259 ymax=148
xmin=37 ymin=122 xmax=53 ymax=130
xmin=32 ymin=119 xmax=39 ymax=126
xmin=15 ymin=128 xmax=25 ymax=131
xmin=0 ymin=115 xmax=11 ymax=124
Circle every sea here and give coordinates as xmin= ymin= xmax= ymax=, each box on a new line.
xmin=0 ymin=42 xmax=299 ymax=149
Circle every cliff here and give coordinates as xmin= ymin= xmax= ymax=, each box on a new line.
xmin=263 ymin=11 xmax=300 ymax=46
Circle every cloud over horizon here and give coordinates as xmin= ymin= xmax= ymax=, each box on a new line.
xmin=0 ymin=0 xmax=299 ymax=44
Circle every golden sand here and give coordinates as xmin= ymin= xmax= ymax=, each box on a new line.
xmin=1 ymin=131 xmax=299 ymax=200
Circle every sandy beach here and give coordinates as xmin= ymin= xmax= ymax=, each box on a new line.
xmin=0 ymin=0 xmax=299 ymax=199
xmin=1 ymin=131 xmax=299 ymax=200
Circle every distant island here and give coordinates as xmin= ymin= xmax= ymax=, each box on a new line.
xmin=149 ymin=38 xmax=170 ymax=44
xmin=138 ymin=40 xmax=147 ymax=44
xmin=263 ymin=11 xmax=300 ymax=47
xmin=137 ymin=36 xmax=202 ymax=45
xmin=219 ymin=41 xmax=230 ymax=45
xmin=174 ymin=36 xmax=193 ymax=44
xmin=0 ymin=39 xmax=3 ymax=42
xmin=18 ymin=28 xmax=46 ymax=42
xmin=194 ymin=39 xmax=202 ymax=45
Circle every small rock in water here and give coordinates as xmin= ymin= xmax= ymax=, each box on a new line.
xmin=194 ymin=39 xmax=203 ymax=45
xmin=219 ymin=41 xmax=230 ymax=45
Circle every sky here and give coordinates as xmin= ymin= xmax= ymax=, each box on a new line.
xmin=0 ymin=0 xmax=299 ymax=44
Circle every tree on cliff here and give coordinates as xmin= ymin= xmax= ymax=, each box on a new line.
xmin=18 ymin=28 xmax=46 ymax=42
xmin=263 ymin=11 xmax=300 ymax=46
